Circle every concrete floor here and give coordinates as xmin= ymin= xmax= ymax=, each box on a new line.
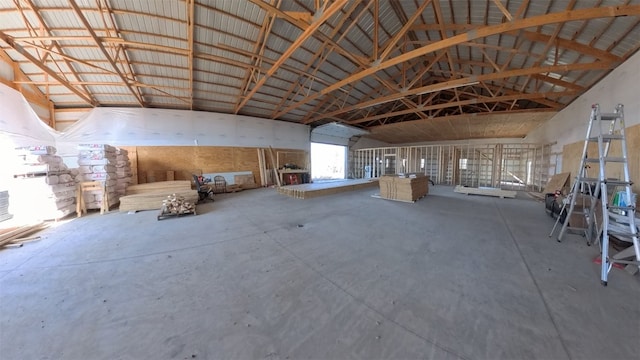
xmin=0 ymin=185 xmax=638 ymax=359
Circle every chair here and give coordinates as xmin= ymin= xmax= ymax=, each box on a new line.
xmin=213 ymin=175 xmax=227 ymax=194
xmin=193 ymin=175 xmax=214 ymax=202
xmin=287 ymin=174 xmax=299 ymax=185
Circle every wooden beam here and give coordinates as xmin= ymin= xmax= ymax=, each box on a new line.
xmin=235 ymin=0 xmax=348 ymax=113
xmin=305 ymin=60 xmax=613 ymax=124
xmin=347 ymin=91 xmax=573 ymax=125
xmin=68 ymin=0 xmax=144 ymax=106
xmin=379 ymin=0 xmax=432 ymax=60
xmin=278 ymin=5 xmax=639 ymax=116
xmin=0 ymin=31 xmax=95 ymax=105
xmin=492 ymin=0 xmax=513 ymax=21
xmin=187 ymin=0 xmax=195 ymax=110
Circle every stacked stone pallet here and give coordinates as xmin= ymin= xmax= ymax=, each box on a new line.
xmin=0 ymin=191 xmax=11 ymax=222
xmin=115 ymin=148 xmax=133 ymax=197
xmin=76 ymin=144 xmax=119 ymax=210
xmin=12 ymin=145 xmax=76 ymax=220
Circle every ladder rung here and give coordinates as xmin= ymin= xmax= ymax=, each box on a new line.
xmin=577 ymin=177 xmax=598 ymax=183
xmin=598 ymin=113 xmax=620 ymax=120
xmin=581 ymin=178 xmax=635 ymax=186
xmin=607 ymin=206 xmax=636 ymax=211
xmin=604 ymin=179 xmax=633 ymax=186
xmin=585 ymin=157 xmax=627 ymax=163
xmin=607 ymin=231 xmax=639 ymax=239
xmin=588 ymin=134 xmax=624 ymax=142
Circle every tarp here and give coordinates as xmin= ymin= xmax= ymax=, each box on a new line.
xmin=56 ymin=107 xmax=310 ymax=155
xmin=0 ymin=83 xmax=58 ymax=148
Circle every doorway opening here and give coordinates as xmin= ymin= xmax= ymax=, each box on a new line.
xmin=311 ymin=142 xmax=346 ymax=180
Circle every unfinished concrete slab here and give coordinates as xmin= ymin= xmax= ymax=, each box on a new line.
xmin=0 ymin=186 xmax=638 ymax=359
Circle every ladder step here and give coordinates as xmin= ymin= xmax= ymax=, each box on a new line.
xmin=608 ymin=205 xmax=636 ymax=211
xmin=575 ymin=177 xmax=631 ymax=185
xmin=607 ymin=231 xmax=639 ymax=239
xmin=588 ymin=134 xmax=624 ymax=141
xmin=599 ymin=113 xmax=620 ymax=120
xmin=585 ymin=157 xmax=627 ymax=163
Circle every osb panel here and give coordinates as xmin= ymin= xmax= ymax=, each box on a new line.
xmin=135 ymin=146 xmax=307 ymax=186
xmin=366 ymin=111 xmax=556 ymax=144
xmin=562 ymin=123 xmax=640 ymax=206
xmin=277 ymin=150 xmax=308 ymax=169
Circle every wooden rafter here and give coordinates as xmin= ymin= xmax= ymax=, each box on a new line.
xmin=235 ymin=0 xmax=349 ymax=113
xmin=304 ymin=60 xmax=614 ymax=124
xmin=347 ymin=90 xmax=572 ymax=126
xmin=68 ymin=0 xmax=144 ymax=106
xmin=0 ymin=30 xmax=95 ymax=105
xmin=186 ymin=0 xmax=195 ymax=109
xmin=279 ymin=5 xmax=640 ymax=118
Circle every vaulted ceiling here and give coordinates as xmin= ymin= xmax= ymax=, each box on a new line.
xmin=1 ymin=0 xmax=640 ymax=143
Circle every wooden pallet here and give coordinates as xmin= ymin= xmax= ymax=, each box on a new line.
xmin=157 ymin=209 xmax=197 ymax=221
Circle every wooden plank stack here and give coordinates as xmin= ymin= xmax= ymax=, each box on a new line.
xmin=0 ymin=222 xmax=48 ymax=248
xmin=378 ymin=174 xmax=429 ymax=202
xmin=119 ymin=181 xmax=198 ymax=212
xmin=12 ymin=145 xmax=76 ymax=220
xmin=76 ymin=144 xmax=119 ymax=210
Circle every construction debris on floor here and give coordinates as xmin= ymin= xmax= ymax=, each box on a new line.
xmin=158 ymin=194 xmax=196 ymax=220
xmin=377 ymin=173 xmax=429 ymax=202
xmin=454 ymin=185 xmax=516 ymax=198
xmin=0 ymin=222 xmax=48 ymax=248
xmin=119 ymin=181 xmax=198 ymax=212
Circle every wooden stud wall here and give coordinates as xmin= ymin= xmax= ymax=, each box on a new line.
xmin=562 ymin=123 xmax=640 ymax=205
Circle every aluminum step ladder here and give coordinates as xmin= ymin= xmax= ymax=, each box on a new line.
xmin=559 ymin=104 xmax=638 ymax=285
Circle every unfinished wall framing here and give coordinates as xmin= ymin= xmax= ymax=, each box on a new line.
xmin=353 ymin=143 xmax=552 ymax=192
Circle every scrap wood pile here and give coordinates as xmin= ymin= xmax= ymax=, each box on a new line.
xmin=160 ymin=194 xmax=195 ymax=217
xmin=119 ymin=181 xmax=198 ymax=212
xmin=0 ymin=222 xmax=48 ymax=248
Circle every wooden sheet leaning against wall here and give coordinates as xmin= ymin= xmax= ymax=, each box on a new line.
xmin=122 ymin=146 xmax=307 ymax=187
xmin=562 ymin=123 xmax=640 ymax=206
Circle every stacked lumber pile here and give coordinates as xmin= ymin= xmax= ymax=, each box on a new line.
xmin=378 ymin=174 xmax=429 ymax=202
xmin=0 ymin=191 xmax=11 ymax=222
xmin=120 ymin=181 xmax=197 ymax=212
xmin=76 ymin=144 xmax=119 ymax=210
xmin=12 ymin=145 xmax=76 ymax=220
xmin=115 ymin=148 xmax=133 ymax=197
xmin=0 ymin=222 xmax=48 ymax=248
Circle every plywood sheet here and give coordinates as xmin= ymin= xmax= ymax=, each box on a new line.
xmin=134 ymin=146 xmax=303 ymax=187
xmin=542 ymin=172 xmax=570 ymax=194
